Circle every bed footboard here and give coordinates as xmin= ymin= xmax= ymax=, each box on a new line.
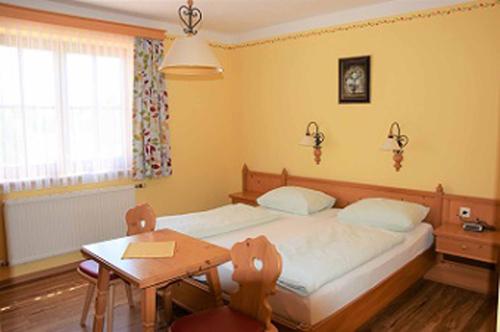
xmin=171 ymin=249 xmax=435 ymax=332
xmin=309 ymin=248 xmax=436 ymax=332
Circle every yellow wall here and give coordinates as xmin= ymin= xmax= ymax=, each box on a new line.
xmin=497 ymin=89 xmax=500 ymax=196
xmin=235 ymin=3 xmax=500 ymax=199
xmin=0 ymin=47 xmax=242 ymax=262
xmin=496 ymin=90 xmax=500 ymax=222
xmin=496 ymin=87 xmax=500 ymax=224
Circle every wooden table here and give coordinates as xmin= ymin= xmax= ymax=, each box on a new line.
xmin=81 ymin=229 xmax=230 ymax=332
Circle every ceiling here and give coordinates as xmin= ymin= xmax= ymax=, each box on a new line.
xmin=3 ymin=0 xmax=467 ymax=42
xmin=50 ymin=0 xmax=416 ymax=33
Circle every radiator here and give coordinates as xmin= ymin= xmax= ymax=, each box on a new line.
xmin=4 ymin=186 xmax=135 ymax=265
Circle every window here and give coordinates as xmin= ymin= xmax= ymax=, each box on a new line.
xmin=0 ymin=19 xmax=133 ymax=192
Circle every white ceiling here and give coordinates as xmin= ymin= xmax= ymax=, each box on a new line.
xmin=50 ymin=0 xmax=393 ymax=33
xmin=1 ymin=0 xmax=468 ymax=43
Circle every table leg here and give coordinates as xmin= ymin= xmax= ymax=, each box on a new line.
xmin=142 ymin=287 xmax=156 ymax=332
xmin=92 ymin=264 xmax=110 ymax=332
xmin=437 ymin=252 xmax=444 ymax=264
xmin=206 ymin=267 xmax=224 ymax=306
xmin=162 ymin=285 xmax=173 ymax=324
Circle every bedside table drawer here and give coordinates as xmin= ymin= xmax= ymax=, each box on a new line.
xmin=436 ymin=237 xmax=497 ymax=263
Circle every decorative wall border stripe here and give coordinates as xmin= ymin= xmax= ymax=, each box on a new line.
xmin=173 ymin=1 xmax=495 ymax=51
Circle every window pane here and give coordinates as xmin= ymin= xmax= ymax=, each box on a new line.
xmin=97 ymin=56 xmax=123 ymax=108
xmin=25 ymin=107 xmax=60 ymax=165
xmin=66 ymin=53 xmax=94 ymax=108
xmin=0 ymin=46 xmax=21 ymax=106
xmin=0 ymin=107 xmax=24 ymax=168
xmin=67 ymin=107 xmax=98 ymax=162
xmin=100 ymin=108 xmax=125 ymax=158
xmin=22 ymin=49 xmax=56 ymax=108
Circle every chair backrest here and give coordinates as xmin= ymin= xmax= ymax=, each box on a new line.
xmin=229 ymin=236 xmax=282 ymax=332
xmin=125 ymin=203 xmax=156 ymax=236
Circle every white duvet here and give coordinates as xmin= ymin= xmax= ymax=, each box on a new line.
xmin=158 ymin=204 xmax=405 ymax=296
xmin=155 ymin=203 xmax=278 ymax=238
xmin=276 ymin=221 xmax=404 ymax=295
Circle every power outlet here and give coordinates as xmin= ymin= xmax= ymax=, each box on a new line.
xmin=459 ymin=207 xmax=471 ymax=218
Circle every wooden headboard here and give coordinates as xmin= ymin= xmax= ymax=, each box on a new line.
xmin=241 ymin=164 xmax=500 ymax=228
xmin=242 ymin=164 xmax=444 ymax=228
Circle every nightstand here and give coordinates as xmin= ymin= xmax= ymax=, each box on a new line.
xmin=228 ymin=191 xmax=260 ymax=206
xmin=434 ymin=223 xmax=500 ymax=264
xmin=428 ymin=223 xmax=500 ymax=294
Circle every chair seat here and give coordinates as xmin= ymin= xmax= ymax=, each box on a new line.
xmin=78 ymin=260 xmax=118 ymax=280
xmin=171 ymin=306 xmax=264 ymax=332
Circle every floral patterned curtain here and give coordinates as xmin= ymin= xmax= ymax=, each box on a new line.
xmin=132 ymin=38 xmax=172 ymax=179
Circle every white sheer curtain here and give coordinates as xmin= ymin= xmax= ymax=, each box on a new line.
xmin=0 ymin=19 xmax=134 ymax=192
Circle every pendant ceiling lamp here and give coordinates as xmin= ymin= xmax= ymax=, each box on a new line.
xmin=160 ymin=0 xmax=223 ymax=76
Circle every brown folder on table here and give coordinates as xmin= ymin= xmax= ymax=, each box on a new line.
xmin=122 ymin=241 xmax=176 ymax=259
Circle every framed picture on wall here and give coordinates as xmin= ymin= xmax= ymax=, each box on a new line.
xmin=339 ymin=56 xmax=370 ymax=103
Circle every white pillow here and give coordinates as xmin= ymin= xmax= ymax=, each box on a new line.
xmin=256 ymin=186 xmax=336 ymax=216
xmin=338 ymin=198 xmax=430 ymax=232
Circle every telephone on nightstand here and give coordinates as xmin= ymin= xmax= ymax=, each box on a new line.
xmin=462 ymin=218 xmax=496 ymax=232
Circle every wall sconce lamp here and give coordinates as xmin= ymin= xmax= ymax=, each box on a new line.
xmin=300 ymin=121 xmax=325 ymax=165
xmin=381 ymin=121 xmax=409 ymax=171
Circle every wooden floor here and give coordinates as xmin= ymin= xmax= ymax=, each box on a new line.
xmin=0 ymin=272 xmax=496 ymax=332
xmin=361 ymin=279 xmax=496 ymax=332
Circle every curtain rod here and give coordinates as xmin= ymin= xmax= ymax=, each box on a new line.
xmin=0 ymin=3 xmax=166 ymax=40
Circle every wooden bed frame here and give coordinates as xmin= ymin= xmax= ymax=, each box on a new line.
xmin=171 ymin=165 xmax=444 ymax=331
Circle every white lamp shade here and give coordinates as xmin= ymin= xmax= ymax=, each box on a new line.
xmin=299 ymin=134 xmax=315 ymax=147
xmin=381 ymin=137 xmax=400 ymax=151
xmin=160 ymin=34 xmax=223 ymax=76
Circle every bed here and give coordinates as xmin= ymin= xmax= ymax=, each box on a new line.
xmin=157 ymin=165 xmax=444 ymax=331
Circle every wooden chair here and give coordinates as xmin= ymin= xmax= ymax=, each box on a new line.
xmin=170 ymin=235 xmax=282 ymax=332
xmin=124 ymin=203 xmax=156 ymax=236
xmin=127 ymin=203 xmax=175 ymax=324
xmin=78 ymin=203 xmax=156 ymax=330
